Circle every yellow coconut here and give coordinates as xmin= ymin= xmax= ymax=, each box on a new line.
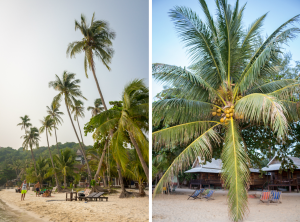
xmin=230 ymin=113 xmax=233 ymax=117
xmin=226 ymin=114 xmax=230 ymax=118
xmin=229 ymin=108 xmax=233 ymax=113
xmin=220 ymin=118 xmax=224 ymax=123
xmin=231 ymin=105 xmax=234 ymax=109
xmin=217 ymin=113 xmax=221 ymax=116
xmin=212 ymin=112 xmax=217 ymax=116
xmin=217 ymin=109 xmax=221 ymax=113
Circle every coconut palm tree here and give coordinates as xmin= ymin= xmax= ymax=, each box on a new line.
xmin=22 ymin=127 xmax=40 ymax=176
xmin=54 ymin=149 xmax=76 ymax=188
xmin=17 ymin=115 xmax=32 ymax=134
xmin=39 ymin=116 xmax=60 ymax=191
xmin=47 ymin=101 xmax=64 ymax=155
xmin=48 ymin=71 xmax=92 ymax=183
xmin=152 ymin=0 xmax=300 ymax=221
xmin=87 ymin=98 xmax=104 ymax=117
xmin=88 ymin=79 xmax=149 ymax=182
xmin=72 ymin=100 xmax=85 ymax=144
xmin=66 ymin=13 xmax=116 ymax=111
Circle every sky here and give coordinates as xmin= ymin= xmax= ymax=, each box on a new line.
xmin=153 ymin=0 xmax=300 ymax=100
xmin=0 ymin=0 xmax=149 ymax=149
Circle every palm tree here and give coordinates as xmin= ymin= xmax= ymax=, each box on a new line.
xmin=152 ymin=0 xmax=300 ymax=221
xmin=17 ymin=115 xmax=32 ymax=134
xmin=26 ymin=156 xmax=50 ymax=187
xmin=93 ymin=79 xmax=149 ymax=181
xmin=48 ymin=71 xmax=92 ymax=183
xmin=47 ymin=100 xmax=64 ymax=155
xmin=22 ymin=127 xmax=40 ymax=176
xmin=54 ymin=149 xmax=76 ymax=188
xmin=39 ymin=116 xmax=60 ymax=191
xmin=72 ymin=100 xmax=85 ymax=144
xmin=66 ymin=13 xmax=116 ymax=111
xmin=87 ymin=98 xmax=104 ymax=117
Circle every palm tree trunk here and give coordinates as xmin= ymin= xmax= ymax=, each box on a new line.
xmin=29 ymin=146 xmax=38 ymax=176
xmin=64 ymin=100 xmax=92 ymax=183
xmin=45 ymin=128 xmax=60 ymax=191
xmin=116 ymin=161 xmax=128 ymax=198
xmin=94 ymin=140 xmax=108 ymax=181
xmin=64 ymin=174 xmax=67 ymax=188
xmin=76 ymin=117 xmax=84 ymax=144
xmin=54 ymin=123 xmax=60 ymax=156
xmin=102 ymin=172 xmax=107 ymax=187
xmin=129 ymin=133 xmax=149 ymax=181
xmin=90 ymin=56 xmax=107 ymax=111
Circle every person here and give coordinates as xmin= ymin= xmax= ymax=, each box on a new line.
xmin=35 ymin=182 xmax=40 ymax=197
xmin=21 ymin=180 xmax=28 ymax=201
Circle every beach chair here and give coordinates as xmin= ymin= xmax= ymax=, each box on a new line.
xmin=78 ymin=192 xmax=97 ymax=201
xmin=187 ymin=189 xmax=205 ymax=200
xmin=52 ymin=186 xmax=57 ymax=194
xmin=259 ymin=191 xmax=271 ymax=204
xmin=201 ymin=190 xmax=214 ymax=201
xmin=270 ymin=191 xmax=282 ymax=204
xmin=92 ymin=192 xmax=108 ymax=202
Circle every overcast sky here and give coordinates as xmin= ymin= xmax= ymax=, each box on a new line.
xmin=153 ymin=0 xmax=300 ymax=100
xmin=0 ymin=0 xmax=149 ymax=149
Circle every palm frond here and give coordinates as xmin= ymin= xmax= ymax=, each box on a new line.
xmin=153 ymin=124 xmax=220 ymax=196
xmin=221 ymin=119 xmax=250 ymax=222
xmin=235 ymin=93 xmax=288 ymax=139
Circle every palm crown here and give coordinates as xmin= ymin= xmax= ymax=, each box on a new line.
xmin=47 ymin=101 xmax=64 ymax=126
xmin=17 ymin=115 xmax=32 ymax=131
xmin=152 ymin=0 xmax=300 ymax=221
xmin=22 ymin=127 xmax=40 ymax=152
xmin=87 ymin=98 xmax=104 ymax=117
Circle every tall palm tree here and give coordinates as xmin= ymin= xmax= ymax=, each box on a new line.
xmin=22 ymin=127 xmax=40 ymax=176
xmin=47 ymin=101 xmax=64 ymax=155
xmin=152 ymin=0 xmax=300 ymax=221
xmin=66 ymin=13 xmax=116 ymax=111
xmin=39 ymin=116 xmax=60 ymax=190
xmin=54 ymin=149 xmax=76 ymax=188
xmin=88 ymin=79 xmax=149 ymax=182
xmin=17 ymin=115 xmax=32 ymax=134
xmin=48 ymin=71 xmax=92 ymax=183
xmin=87 ymin=98 xmax=104 ymax=117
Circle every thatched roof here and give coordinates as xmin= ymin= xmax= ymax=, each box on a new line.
xmin=262 ymin=155 xmax=300 ymax=172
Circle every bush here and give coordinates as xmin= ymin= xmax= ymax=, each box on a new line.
xmin=91 ymin=179 xmax=96 ymax=187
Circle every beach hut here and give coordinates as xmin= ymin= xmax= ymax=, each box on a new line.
xmin=185 ymin=157 xmax=266 ymax=190
xmin=262 ymin=155 xmax=300 ymax=192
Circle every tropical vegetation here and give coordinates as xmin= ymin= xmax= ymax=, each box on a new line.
xmin=152 ymin=0 xmax=300 ymax=221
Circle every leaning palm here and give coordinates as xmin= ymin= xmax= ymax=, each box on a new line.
xmin=17 ymin=115 xmax=32 ymax=134
xmin=87 ymin=98 xmax=104 ymax=117
xmin=90 ymin=79 xmax=149 ymax=181
xmin=22 ymin=127 xmax=40 ymax=176
xmin=152 ymin=1 xmax=300 ymax=221
xmin=47 ymin=100 xmax=64 ymax=155
xmin=39 ymin=116 xmax=61 ymax=191
xmin=49 ymin=71 xmax=92 ymax=183
xmin=67 ymin=13 xmax=115 ymax=110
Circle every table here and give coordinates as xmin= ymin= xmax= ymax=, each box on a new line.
xmin=66 ymin=191 xmax=77 ymax=201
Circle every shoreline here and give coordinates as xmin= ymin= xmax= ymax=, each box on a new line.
xmin=0 ymin=188 xmax=149 ymax=222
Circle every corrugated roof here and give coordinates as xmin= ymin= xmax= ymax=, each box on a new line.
xmin=185 ymin=158 xmax=260 ymax=174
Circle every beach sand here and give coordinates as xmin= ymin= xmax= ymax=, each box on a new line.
xmin=0 ymin=188 xmax=149 ymax=222
xmin=153 ymin=188 xmax=300 ymax=222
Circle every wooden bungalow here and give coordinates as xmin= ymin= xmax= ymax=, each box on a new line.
xmin=262 ymin=155 xmax=300 ymax=192
xmin=185 ymin=157 xmax=267 ymax=190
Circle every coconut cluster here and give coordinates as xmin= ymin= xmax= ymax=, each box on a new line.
xmin=212 ymin=105 xmax=244 ymax=124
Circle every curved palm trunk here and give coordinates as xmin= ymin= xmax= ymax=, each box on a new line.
xmin=77 ymin=117 xmax=84 ymax=144
xmin=29 ymin=146 xmax=38 ymax=176
xmin=45 ymin=128 xmax=60 ymax=191
xmin=54 ymin=123 xmax=60 ymax=156
xmin=64 ymin=100 xmax=92 ymax=182
xmin=129 ymin=133 xmax=149 ymax=182
xmin=90 ymin=55 xmax=107 ymax=111
xmin=94 ymin=140 xmax=108 ymax=181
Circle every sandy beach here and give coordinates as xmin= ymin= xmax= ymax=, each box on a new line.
xmin=153 ymin=188 xmax=300 ymax=222
xmin=0 ymin=188 xmax=149 ymax=222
